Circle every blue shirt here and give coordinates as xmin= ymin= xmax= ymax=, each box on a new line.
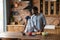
xmin=25 ymin=16 xmax=31 ymax=21
xmin=32 ymin=13 xmax=46 ymax=31
xmin=24 ymin=13 xmax=46 ymax=33
xmin=24 ymin=16 xmax=34 ymax=33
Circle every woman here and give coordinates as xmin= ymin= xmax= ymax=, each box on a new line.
xmin=24 ymin=9 xmax=34 ymax=33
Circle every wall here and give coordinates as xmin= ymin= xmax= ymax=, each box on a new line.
xmin=33 ymin=0 xmax=40 ymax=13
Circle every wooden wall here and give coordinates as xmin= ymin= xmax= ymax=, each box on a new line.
xmin=33 ymin=0 xmax=40 ymax=13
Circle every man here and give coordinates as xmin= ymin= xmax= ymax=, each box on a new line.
xmin=32 ymin=6 xmax=46 ymax=32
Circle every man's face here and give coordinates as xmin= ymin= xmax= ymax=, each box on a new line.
xmin=32 ymin=9 xmax=38 ymax=15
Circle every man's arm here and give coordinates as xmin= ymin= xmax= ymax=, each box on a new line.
xmin=41 ymin=14 xmax=46 ymax=27
xmin=40 ymin=14 xmax=46 ymax=32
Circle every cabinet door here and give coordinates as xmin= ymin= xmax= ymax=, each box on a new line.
xmin=44 ymin=29 xmax=57 ymax=34
xmin=8 ymin=25 xmax=24 ymax=32
xmin=14 ymin=26 xmax=24 ymax=32
xmin=8 ymin=26 xmax=15 ymax=32
xmin=14 ymin=26 xmax=19 ymax=32
xmin=56 ymin=28 xmax=60 ymax=35
xmin=18 ymin=26 xmax=24 ymax=32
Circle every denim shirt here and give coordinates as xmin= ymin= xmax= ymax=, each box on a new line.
xmin=32 ymin=13 xmax=46 ymax=31
xmin=24 ymin=13 xmax=46 ymax=33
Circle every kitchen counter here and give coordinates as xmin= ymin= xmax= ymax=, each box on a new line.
xmin=0 ymin=32 xmax=60 ymax=40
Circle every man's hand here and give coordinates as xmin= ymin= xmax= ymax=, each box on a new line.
xmin=32 ymin=32 xmax=42 ymax=35
xmin=34 ymin=25 xmax=38 ymax=31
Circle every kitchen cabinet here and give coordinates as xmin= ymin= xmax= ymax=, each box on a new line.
xmin=7 ymin=25 xmax=25 ymax=32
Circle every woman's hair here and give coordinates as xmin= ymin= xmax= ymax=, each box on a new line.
xmin=23 ymin=9 xmax=32 ymax=15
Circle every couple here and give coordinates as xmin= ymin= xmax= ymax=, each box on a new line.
xmin=24 ymin=6 xmax=46 ymax=33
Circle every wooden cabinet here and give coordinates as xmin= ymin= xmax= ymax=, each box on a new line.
xmin=44 ymin=29 xmax=57 ymax=34
xmin=44 ymin=26 xmax=60 ymax=35
xmin=7 ymin=25 xmax=25 ymax=32
xmin=56 ymin=26 xmax=60 ymax=35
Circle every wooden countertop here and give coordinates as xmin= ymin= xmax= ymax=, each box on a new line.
xmin=0 ymin=32 xmax=41 ymax=39
xmin=0 ymin=32 xmax=60 ymax=40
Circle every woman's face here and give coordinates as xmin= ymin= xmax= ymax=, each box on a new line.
xmin=32 ymin=9 xmax=34 ymax=14
xmin=26 ymin=10 xmax=31 ymax=16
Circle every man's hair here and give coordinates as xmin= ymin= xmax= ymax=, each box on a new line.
xmin=33 ymin=6 xmax=38 ymax=11
xmin=32 ymin=6 xmax=38 ymax=15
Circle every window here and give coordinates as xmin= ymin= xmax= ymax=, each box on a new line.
xmin=50 ymin=2 xmax=54 ymax=15
xmin=56 ymin=0 xmax=59 ymax=15
xmin=40 ymin=0 xmax=43 ymax=13
xmin=45 ymin=1 xmax=48 ymax=15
